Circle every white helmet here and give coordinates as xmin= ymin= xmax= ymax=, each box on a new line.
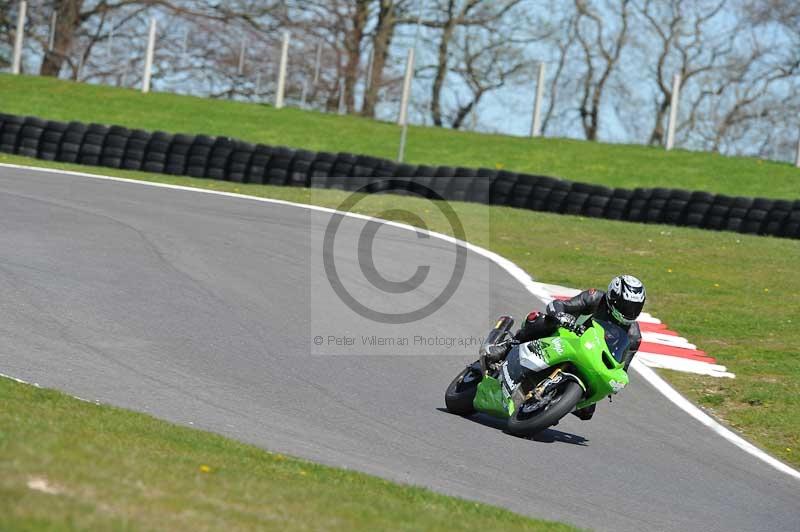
xmin=607 ymin=275 xmax=646 ymax=325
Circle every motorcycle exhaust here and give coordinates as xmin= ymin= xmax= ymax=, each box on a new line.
xmin=485 ymin=315 xmax=514 ymax=346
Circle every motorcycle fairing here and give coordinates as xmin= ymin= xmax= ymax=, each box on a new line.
xmin=473 ymin=375 xmax=512 ymax=418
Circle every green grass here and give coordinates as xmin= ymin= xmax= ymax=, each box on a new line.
xmin=2 ymin=74 xmax=800 ymax=199
xmin=0 ymin=377 xmax=577 ymax=531
xmin=0 ymin=73 xmax=798 ymax=527
xmin=2 ymin=152 xmax=799 ymax=470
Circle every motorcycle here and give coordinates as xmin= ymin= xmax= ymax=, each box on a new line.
xmin=444 ymin=315 xmax=630 ymax=436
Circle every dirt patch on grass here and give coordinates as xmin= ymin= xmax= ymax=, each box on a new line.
xmin=27 ymin=476 xmax=64 ymax=495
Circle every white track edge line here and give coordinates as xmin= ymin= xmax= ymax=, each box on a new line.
xmin=2 ymin=161 xmax=798 ymax=482
xmin=0 ymin=371 xmax=38 ymax=386
xmin=630 ymin=361 xmax=799 ymax=480
xmin=0 ymin=371 xmax=98 ymax=403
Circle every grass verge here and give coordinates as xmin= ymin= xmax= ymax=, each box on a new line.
xmin=0 ymin=377 xmax=577 ymax=531
xmin=2 ymin=74 xmax=800 ymax=199
xmin=1 ymin=152 xmax=798 ymax=470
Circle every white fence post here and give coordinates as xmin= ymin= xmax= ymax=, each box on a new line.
xmin=397 ymin=48 xmax=415 ymax=127
xmin=338 ymin=78 xmax=346 ymax=115
xmin=301 ymin=80 xmax=308 ymax=108
xmin=666 ymin=73 xmax=682 ymax=151
xmin=238 ymin=37 xmax=247 ymax=76
xmin=397 ymin=0 xmax=423 ymax=163
xmin=12 ymin=1 xmax=27 ymax=75
xmin=107 ymin=18 xmax=114 ymax=58
xmin=313 ymin=42 xmax=322 ymax=86
xmin=530 ymin=62 xmax=546 ymax=137
xmin=795 ymin=136 xmax=800 ymax=168
xmin=142 ymin=17 xmax=157 ymax=93
xmin=365 ymin=48 xmax=374 ymax=91
xmin=181 ymin=29 xmax=189 ymax=62
xmin=48 ymin=10 xmax=56 ymax=52
xmin=397 ymin=47 xmax=416 ymax=162
xmin=275 ymin=31 xmax=290 ymax=109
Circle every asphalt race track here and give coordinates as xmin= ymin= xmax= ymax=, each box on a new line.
xmin=1 ymin=166 xmax=797 ymax=531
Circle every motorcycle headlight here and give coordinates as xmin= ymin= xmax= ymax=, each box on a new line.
xmin=609 ymin=380 xmax=626 ymax=394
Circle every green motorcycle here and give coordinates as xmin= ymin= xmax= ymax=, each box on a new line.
xmin=444 ymin=315 xmax=630 ymax=436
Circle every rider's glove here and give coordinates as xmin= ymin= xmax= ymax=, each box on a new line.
xmin=554 ymin=312 xmax=577 ymax=330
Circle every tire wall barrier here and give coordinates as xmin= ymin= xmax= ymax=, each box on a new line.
xmin=1 ymin=113 xmax=798 ymax=240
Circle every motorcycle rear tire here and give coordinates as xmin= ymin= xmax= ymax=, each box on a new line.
xmin=445 ymin=365 xmax=481 ymax=416
xmin=506 ymin=381 xmax=583 ymax=437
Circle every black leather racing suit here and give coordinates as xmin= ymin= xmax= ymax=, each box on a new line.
xmin=515 ymin=288 xmax=642 ymax=370
xmin=513 ymin=288 xmax=643 ymax=420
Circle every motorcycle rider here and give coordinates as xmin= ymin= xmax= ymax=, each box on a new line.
xmin=487 ymin=274 xmax=646 ymax=421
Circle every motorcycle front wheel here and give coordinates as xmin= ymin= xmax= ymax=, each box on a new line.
xmin=444 ymin=364 xmax=481 ymax=416
xmin=506 ymin=380 xmax=583 ymax=437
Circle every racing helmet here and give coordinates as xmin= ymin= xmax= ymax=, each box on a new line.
xmin=606 ymin=275 xmax=646 ymax=326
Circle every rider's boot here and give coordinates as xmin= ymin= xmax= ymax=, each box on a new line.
xmin=572 ymin=403 xmax=596 ymax=420
xmin=484 ymin=341 xmax=511 ymax=364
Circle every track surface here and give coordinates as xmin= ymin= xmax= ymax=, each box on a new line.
xmin=1 ymin=167 xmax=797 ymax=531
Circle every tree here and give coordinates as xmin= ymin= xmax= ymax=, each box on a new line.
xmin=34 ymin=1 xmax=278 ymax=79
xmin=280 ymin=0 xmax=403 ymax=113
xmin=745 ymin=0 xmax=800 ymax=34
xmin=634 ymin=0 xmax=729 ymax=146
xmin=656 ymin=1 xmax=800 ymax=159
xmin=444 ymin=14 xmax=541 ymax=129
xmin=572 ymin=0 xmax=631 ymax=141
xmin=412 ymin=0 xmax=528 ymax=128
xmin=344 ymin=0 xmax=370 ymax=113
xmin=40 ymin=0 xmax=84 ymax=77
xmin=361 ymin=0 xmax=411 ymax=118
xmin=540 ymin=17 xmax=576 ymax=135
xmin=684 ymin=48 xmax=800 ymax=156
xmin=294 ymin=0 xmax=370 ymax=112
xmin=0 ymin=1 xmax=15 ymax=70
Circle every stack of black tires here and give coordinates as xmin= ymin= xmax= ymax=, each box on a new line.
xmin=0 ymin=113 xmax=797 ymax=239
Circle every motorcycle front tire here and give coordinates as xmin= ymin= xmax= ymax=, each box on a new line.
xmin=506 ymin=381 xmax=583 ymax=437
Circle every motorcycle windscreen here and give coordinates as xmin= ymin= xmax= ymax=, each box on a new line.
xmin=594 ymin=319 xmax=630 ymax=363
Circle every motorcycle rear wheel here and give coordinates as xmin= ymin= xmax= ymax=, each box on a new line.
xmin=445 ymin=364 xmax=481 ymax=416
xmin=506 ymin=381 xmax=583 ymax=437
